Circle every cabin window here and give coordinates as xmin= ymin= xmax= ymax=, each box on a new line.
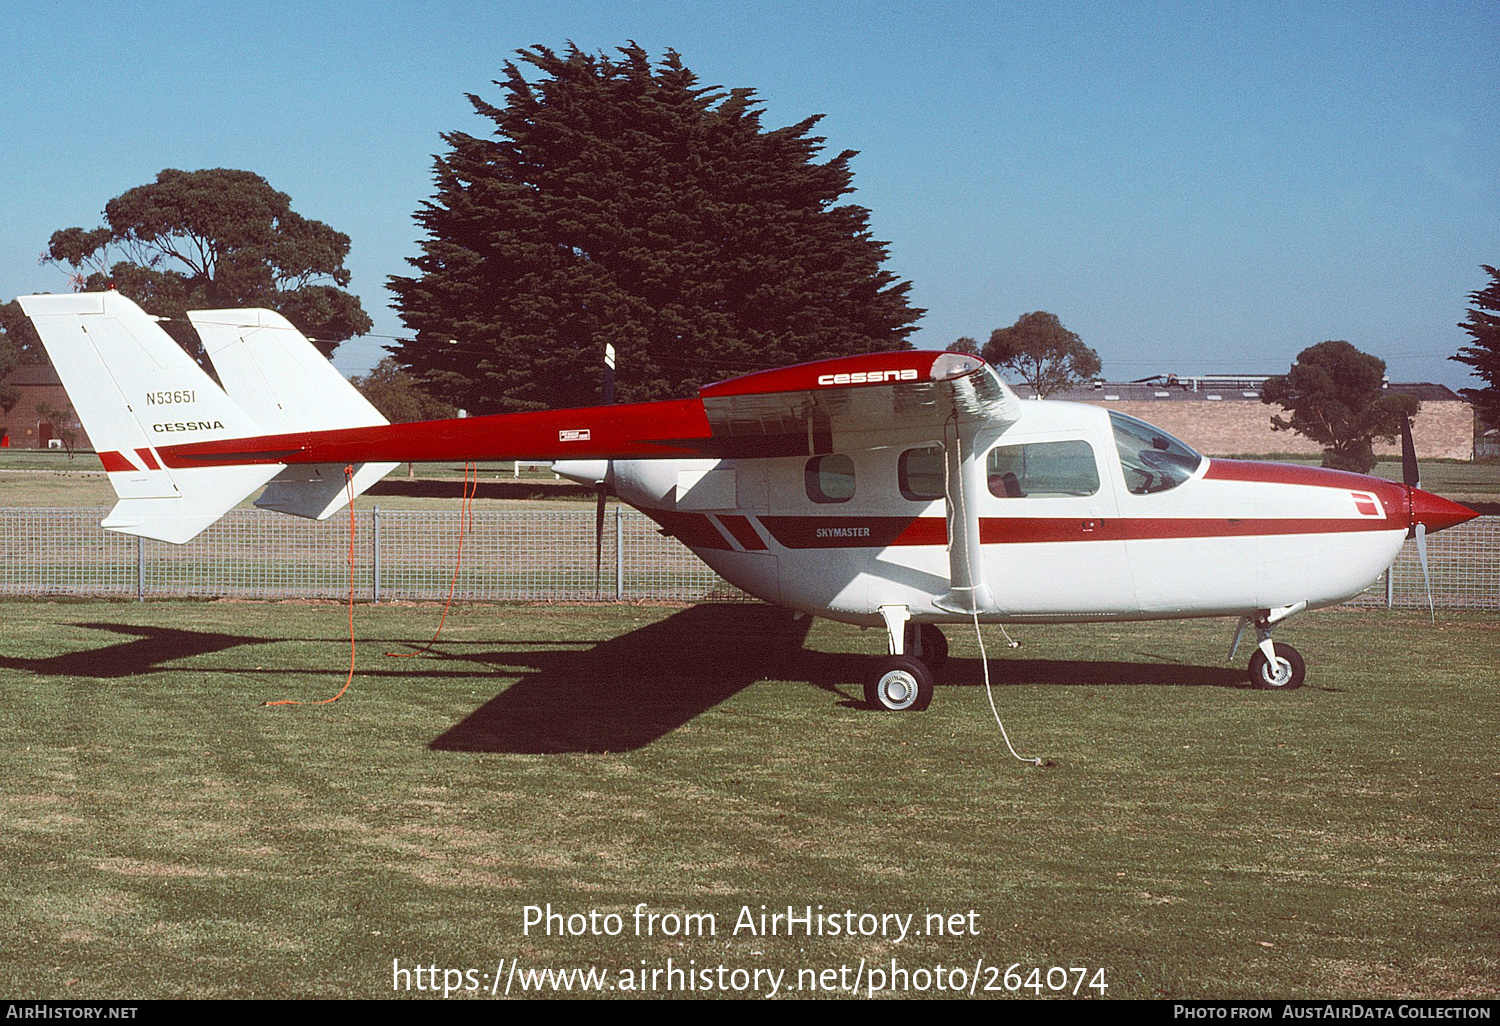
xmin=805 ymin=454 xmax=855 ymax=503
xmin=986 ymin=439 xmax=1099 ymax=498
xmin=1109 ymin=411 xmax=1202 ymax=494
xmin=898 ymin=446 xmax=945 ymax=501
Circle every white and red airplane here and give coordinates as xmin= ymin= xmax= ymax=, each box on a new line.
xmin=18 ymin=292 xmax=1477 ymax=710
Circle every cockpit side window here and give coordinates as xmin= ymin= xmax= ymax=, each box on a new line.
xmin=986 ymin=439 xmax=1100 ymax=498
xmin=1109 ymin=411 xmax=1202 ymax=495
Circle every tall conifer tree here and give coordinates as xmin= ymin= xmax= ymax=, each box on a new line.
xmin=1451 ymin=265 xmax=1500 ymax=426
xmin=389 ymin=44 xmax=922 ymax=413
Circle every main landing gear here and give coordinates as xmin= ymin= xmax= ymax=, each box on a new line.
xmin=866 ymin=606 xmax=948 ymax=712
xmin=1231 ymin=602 xmax=1308 ymax=690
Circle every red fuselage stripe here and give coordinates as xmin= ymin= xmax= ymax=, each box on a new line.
xmin=744 ymin=514 xmax=1401 ymax=550
xmin=717 ymin=515 xmax=768 ymax=551
xmin=980 ymin=516 xmax=1397 ymax=544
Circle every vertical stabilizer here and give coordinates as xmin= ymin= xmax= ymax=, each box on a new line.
xmin=190 ymin=308 xmax=397 ymax=519
xmin=17 ymin=292 xmax=281 ymax=543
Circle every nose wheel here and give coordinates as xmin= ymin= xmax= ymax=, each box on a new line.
xmin=1248 ymin=641 xmax=1305 ymax=690
xmin=1230 ymin=605 xmax=1309 ymax=691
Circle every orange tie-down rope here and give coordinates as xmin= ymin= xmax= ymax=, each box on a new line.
xmin=386 ymin=461 xmax=477 ymax=658
xmin=264 ymin=466 xmax=359 ymax=706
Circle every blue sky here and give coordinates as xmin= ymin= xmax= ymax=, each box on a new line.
xmin=2 ymin=1 xmax=1495 ymax=389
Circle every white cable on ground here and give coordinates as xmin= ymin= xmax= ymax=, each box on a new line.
xmin=972 ymin=611 xmax=1044 ymax=766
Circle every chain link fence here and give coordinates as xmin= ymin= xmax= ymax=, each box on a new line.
xmin=1 ymin=507 xmax=1496 ymax=609
xmin=0 ymin=507 xmax=751 ymax=603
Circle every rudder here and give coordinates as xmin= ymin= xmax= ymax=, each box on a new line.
xmin=17 ymin=292 xmax=280 ymax=543
xmin=189 ymin=307 xmax=397 ymax=519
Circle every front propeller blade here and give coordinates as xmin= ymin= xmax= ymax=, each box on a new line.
xmin=1400 ymin=414 xmax=1420 ymax=489
xmin=1415 ymin=520 xmax=1434 ymax=624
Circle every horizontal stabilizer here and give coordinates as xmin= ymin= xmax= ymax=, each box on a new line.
xmin=255 ymin=462 xmax=392 ymax=519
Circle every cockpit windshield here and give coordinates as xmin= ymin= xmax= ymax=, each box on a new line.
xmin=1109 ymin=411 xmax=1202 ymax=495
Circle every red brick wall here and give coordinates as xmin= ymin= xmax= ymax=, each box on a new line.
xmin=1085 ymin=400 xmax=1473 ymax=460
xmin=0 ymin=384 xmax=90 ymax=449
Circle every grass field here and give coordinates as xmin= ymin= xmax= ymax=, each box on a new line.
xmin=0 ymin=600 xmax=1495 ymax=999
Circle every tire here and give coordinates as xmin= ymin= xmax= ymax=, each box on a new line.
xmin=917 ymin=624 xmax=949 ymax=673
xmin=865 ymin=655 xmax=935 ymax=712
xmin=903 ymin=623 xmax=949 ymax=674
xmin=1248 ymin=642 xmax=1306 ymax=690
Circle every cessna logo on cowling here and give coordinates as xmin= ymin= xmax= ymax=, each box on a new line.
xmin=817 ymin=369 xmax=920 ymax=386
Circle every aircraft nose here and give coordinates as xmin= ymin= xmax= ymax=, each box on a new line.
xmin=1408 ymin=487 xmax=1478 ymax=535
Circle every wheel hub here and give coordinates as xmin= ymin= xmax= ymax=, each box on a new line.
xmin=879 ymin=672 xmax=917 ymax=709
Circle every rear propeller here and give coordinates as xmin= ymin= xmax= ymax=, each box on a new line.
xmin=1400 ymin=413 xmax=1435 ymax=623
xmin=595 ymin=343 xmax=616 ymax=598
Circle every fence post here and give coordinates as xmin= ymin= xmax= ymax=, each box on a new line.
xmin=136 ymin=534 xmax=145 ymax=603
xmin=372 ymin=505 xmax=381 ymax=603
xmin=615 ymin=506 xmax=624 ymax=599
xmin=1386 ymin=564 xmax=1394 ymax=608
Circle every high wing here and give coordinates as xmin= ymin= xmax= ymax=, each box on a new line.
xmin=154 ymin=350 xmax=1021 ymax=471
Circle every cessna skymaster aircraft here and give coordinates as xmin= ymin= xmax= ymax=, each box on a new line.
xmin=18 ymin=292 xmax=1478 ymax=711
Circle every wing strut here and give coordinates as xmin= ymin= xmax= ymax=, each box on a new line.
xmin=935 ymin=414 xmax=994 ymax=614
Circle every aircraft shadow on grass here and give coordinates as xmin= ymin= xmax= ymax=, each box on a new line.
xmin=1 ymin=610 xmax=1250 ymax=752
xmin=429 ymin=603 xmax=814 ymax=754
xmin=0 ymin=622 xmax=271 ymax=679
xmin=429 ymin=605 xmax=1252 ymax=754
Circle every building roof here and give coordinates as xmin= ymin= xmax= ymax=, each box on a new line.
xmin=1018 ymin=380 xmax=1465 ymax=403
xmin=2 ymin=364 xmax=62 ymax=387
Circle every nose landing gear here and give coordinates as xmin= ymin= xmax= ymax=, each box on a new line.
xmin=1248 ymin=641 xmax=1305 ymax=689
xmin=1231 ymin=602 xmax=1308 ymax=690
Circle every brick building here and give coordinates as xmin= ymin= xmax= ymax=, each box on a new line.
xmin=0 ymin=364 xmax=87 ymax=450
xmin=1020 ymin=375 xmax=1474 ymax=460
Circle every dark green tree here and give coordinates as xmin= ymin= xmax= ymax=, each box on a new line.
xmin=0 ymin=337 xmax=16 ymax=415
xmin=350 ymin=357 xmax=457 ymax=423
xmin=1450 ymin=265 xmax=1500 ymax=427
xmin=389 ymin=43 xmax=922 ymax=414
xmin=945 ymin=336 xmax=981 ymax=356
xmin=0 ymin=301 xmax=45 ymax=414
xmin=981 ymin=311 xmax=1101 ymax=397
xmin=45 ymin=168 xmax=371 ymax=359
xmin=1261 ymin=340 xmax=1417 ymax=474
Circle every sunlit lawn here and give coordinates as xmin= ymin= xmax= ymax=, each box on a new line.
xmin=0 ymin=600 xmax=1495 ymax=999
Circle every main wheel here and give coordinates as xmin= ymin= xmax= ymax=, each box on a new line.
xmin=1248 ymin=642 xmax=1306 ymax=690
xmin=865 ymin=655 xmax=935 ymax=712
xmin=917 ymin=624 xmax=949 ymax=673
